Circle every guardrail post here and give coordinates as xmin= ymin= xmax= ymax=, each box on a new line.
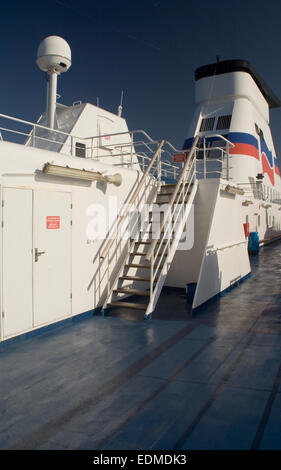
xmin=71 ymin=136 xmax=74 ymax=156
xmin=32 ymin=126 xmax=36 ymax=147
xmin=150 ymin=251 xmax=154 ymax=301
xmin=203 ymin=137 xmax=206 ymax=179
xmin=158 ymin=150 xmax=162 ymax=183
xmin=226 ymin=142 xmax=230 ymax=180
xmin=130 ymin=133 xmax=133 ymax=168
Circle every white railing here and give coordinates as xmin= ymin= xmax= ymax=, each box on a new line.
xmin=99 ymin=140 xmax=167 ymax=304
xmin=237 ymin=182 xmax=281 ymax=205
xmin=100 ymin=140 xmax=165 ymax=259
xmin=194 ymin=134 xmax=234 ymax=180
xmin=100 ymin=136 xmax=199 ymax=318
xmin=143 ymin=135 xmax=199 ymax=317
xmin=0 ymin=112 xmax=181 ymax=180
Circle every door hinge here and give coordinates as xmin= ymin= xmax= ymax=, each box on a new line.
xmin=70 ymin=220 xmax=72 ymax=226
xmin=2 ymin=312 xmax=4 ymax=319
xmin=70 ymin=293 xmax=72 ymax=299
xmin=71 ymin=203 xmax=73 ymax=209
xmin=1 ymin=221 xmax=3 ymax=228
xmin=2 ymin=200 xmax=4 ymax=207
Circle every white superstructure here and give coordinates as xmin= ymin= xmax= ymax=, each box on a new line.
xmin=0 ymin=43 xmax=281 ymax=343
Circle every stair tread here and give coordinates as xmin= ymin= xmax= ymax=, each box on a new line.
xmin=113 ymin=288 xmax=150 ymax=296
xmin=161 ymin=182 xmax=193 ymax=187
xmin=157 ymin=199 xmax=189 ymax=203
xmin=125 ymin=263 xmax=164 ymax=269
xmin=158 ymin=191 xmax=190 ymax=196
xmin=148 ymin=199 xmax=188 ymax=212
xmin=125 ymin=263 xmax=150 ymax=269
xmin=119 ymin=275 xmax=151 ymax=281
xmin=135 ymin=241 xmax=161 ymax=245
xmin=130 ymin=251 xmax=167 ymax=256
xmin=108 ymin=301 xmax=148 ymax=310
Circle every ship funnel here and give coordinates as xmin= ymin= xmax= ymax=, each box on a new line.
xmin=37 ymin=36 xmax=72 ymax=129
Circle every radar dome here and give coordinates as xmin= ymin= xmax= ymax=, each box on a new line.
xmin=36 ymin=35 xmax=71 ymax=73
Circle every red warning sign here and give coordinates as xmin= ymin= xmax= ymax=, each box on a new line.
xmin=173 ymin=153 xmax=186 ymax=163
xmin=47 ymin=216 xmax=60 ymax=229
xmin=173 ymin=151 xmax=189 ymax=163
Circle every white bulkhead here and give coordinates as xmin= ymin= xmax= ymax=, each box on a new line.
xmin=1 ymin=44 xmax=281 ymax=343
xmin=184 ymin=59 xmax=281 ymax=190
xmin=0 ymin=37 xmax=160 ymax=342
xmin=166 ymin=60 xmax=281 ymax=308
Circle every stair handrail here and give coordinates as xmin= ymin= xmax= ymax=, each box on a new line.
xmin=100 ymin=139 xmax=166 ymax=259
xmin=145 ymin=135 xmax=199 ymax=262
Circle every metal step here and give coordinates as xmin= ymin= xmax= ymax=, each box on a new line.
xmin=159 ymin=183 xmax=192 ymax=192
xmin=161 ymin=182 xmax=193 ymax=187
xmin=146 ymin=229 xmax=175 ymax=235
xmin=119 ymin=275 xmax=151 ymax=282
xmin=113 ymin=288 xmax=150 ymax=296
xmin=134 ymin=241 xmax=161 ymax=245
xmin=125 ymin=263 xmax=164 ymax=270
xmin=156 ymin=195 xmax=190 ymax=203
xmin=130 ymin=251 xmax=167 ymax=256
xmin=107 ymin=301 xmax=148 ymax=310
xmin=125 ymin=263 xmax=150 ymax=269
xmin=158 ymin=191 xmax=190 ymax=197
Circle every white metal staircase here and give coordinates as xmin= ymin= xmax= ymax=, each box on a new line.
xmin=101 ymin=136 xmax=199 ymax=319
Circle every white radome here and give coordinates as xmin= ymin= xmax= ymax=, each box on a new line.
xmin=36 ymin=35 xmax=71 ymax=74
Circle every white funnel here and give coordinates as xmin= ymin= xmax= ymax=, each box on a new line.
xmin=37 ymin=36 xmax=71 ymax=129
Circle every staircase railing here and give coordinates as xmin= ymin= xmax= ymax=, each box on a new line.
xmin=144 ymin=135 xmax=199 ymax=316
xmin=146 ymin=135 xmax=199 ymax=261
xmin=100 ymin=139 xmax=165 ymax=260
xmin=196 ymin=134 xmax=234 ymax=180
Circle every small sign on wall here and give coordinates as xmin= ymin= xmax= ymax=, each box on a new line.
xmin=173 ymin=151 xmax=189 ymax=163
xmin=46 ymin=216 xmax=60 ymax=229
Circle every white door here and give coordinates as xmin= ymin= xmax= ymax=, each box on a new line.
xmin=2 ymin=188 xmax=33 ymax=338
xmin=33 ymin=190 xmax=72 ymax=327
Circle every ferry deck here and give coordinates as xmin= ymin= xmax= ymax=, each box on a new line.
xmin=1 ymin=240 xmax=281 ymax=451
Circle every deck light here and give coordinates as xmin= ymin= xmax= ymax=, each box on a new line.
xmin=42 ymin=163 xmax=122 ymax=186
xmin=224 ymin=184 xmax=244 ymax=195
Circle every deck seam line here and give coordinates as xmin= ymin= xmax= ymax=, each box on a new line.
xmin=172 ymin=330 xmax=257 ymax=449
xmin=251 ymin=360 xmax=281 ymax=449
xmin=8 ymin=322 xmax=197 ymax=450
xmin=172 ymin=295 xmax=280 ymax=450
xmin=95 ymin=337 xmax=216 ymax=449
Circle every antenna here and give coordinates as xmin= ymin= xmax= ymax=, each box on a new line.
xmin=117 ymin=90 xmax=124 ymax=117
xmin=37 ymin=36 xmax=71 ymax=129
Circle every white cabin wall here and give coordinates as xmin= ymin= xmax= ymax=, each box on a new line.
xmin=192 ymin=180 xmax=251 ymax=309
xmin=0 ymin=141 xmax=156 ymax=340
xmin=60 ymin=103 xmax=140 ymax=169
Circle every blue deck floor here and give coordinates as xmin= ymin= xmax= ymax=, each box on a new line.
xmin=1 ymin=242 xmax=281 ymax=450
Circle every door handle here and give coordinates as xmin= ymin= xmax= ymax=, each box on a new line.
xmin=35 ymin=248 xmax=46 ymax=262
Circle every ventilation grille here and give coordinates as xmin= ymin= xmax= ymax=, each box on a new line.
xmin=216 ymin=114 xmax=232 ymax=130
xmin=200 ymin=117 xmax=215 ymax=132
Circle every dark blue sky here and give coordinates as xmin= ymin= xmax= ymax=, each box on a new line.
xmin=1 ymin=0 xmax=281 ymax=155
